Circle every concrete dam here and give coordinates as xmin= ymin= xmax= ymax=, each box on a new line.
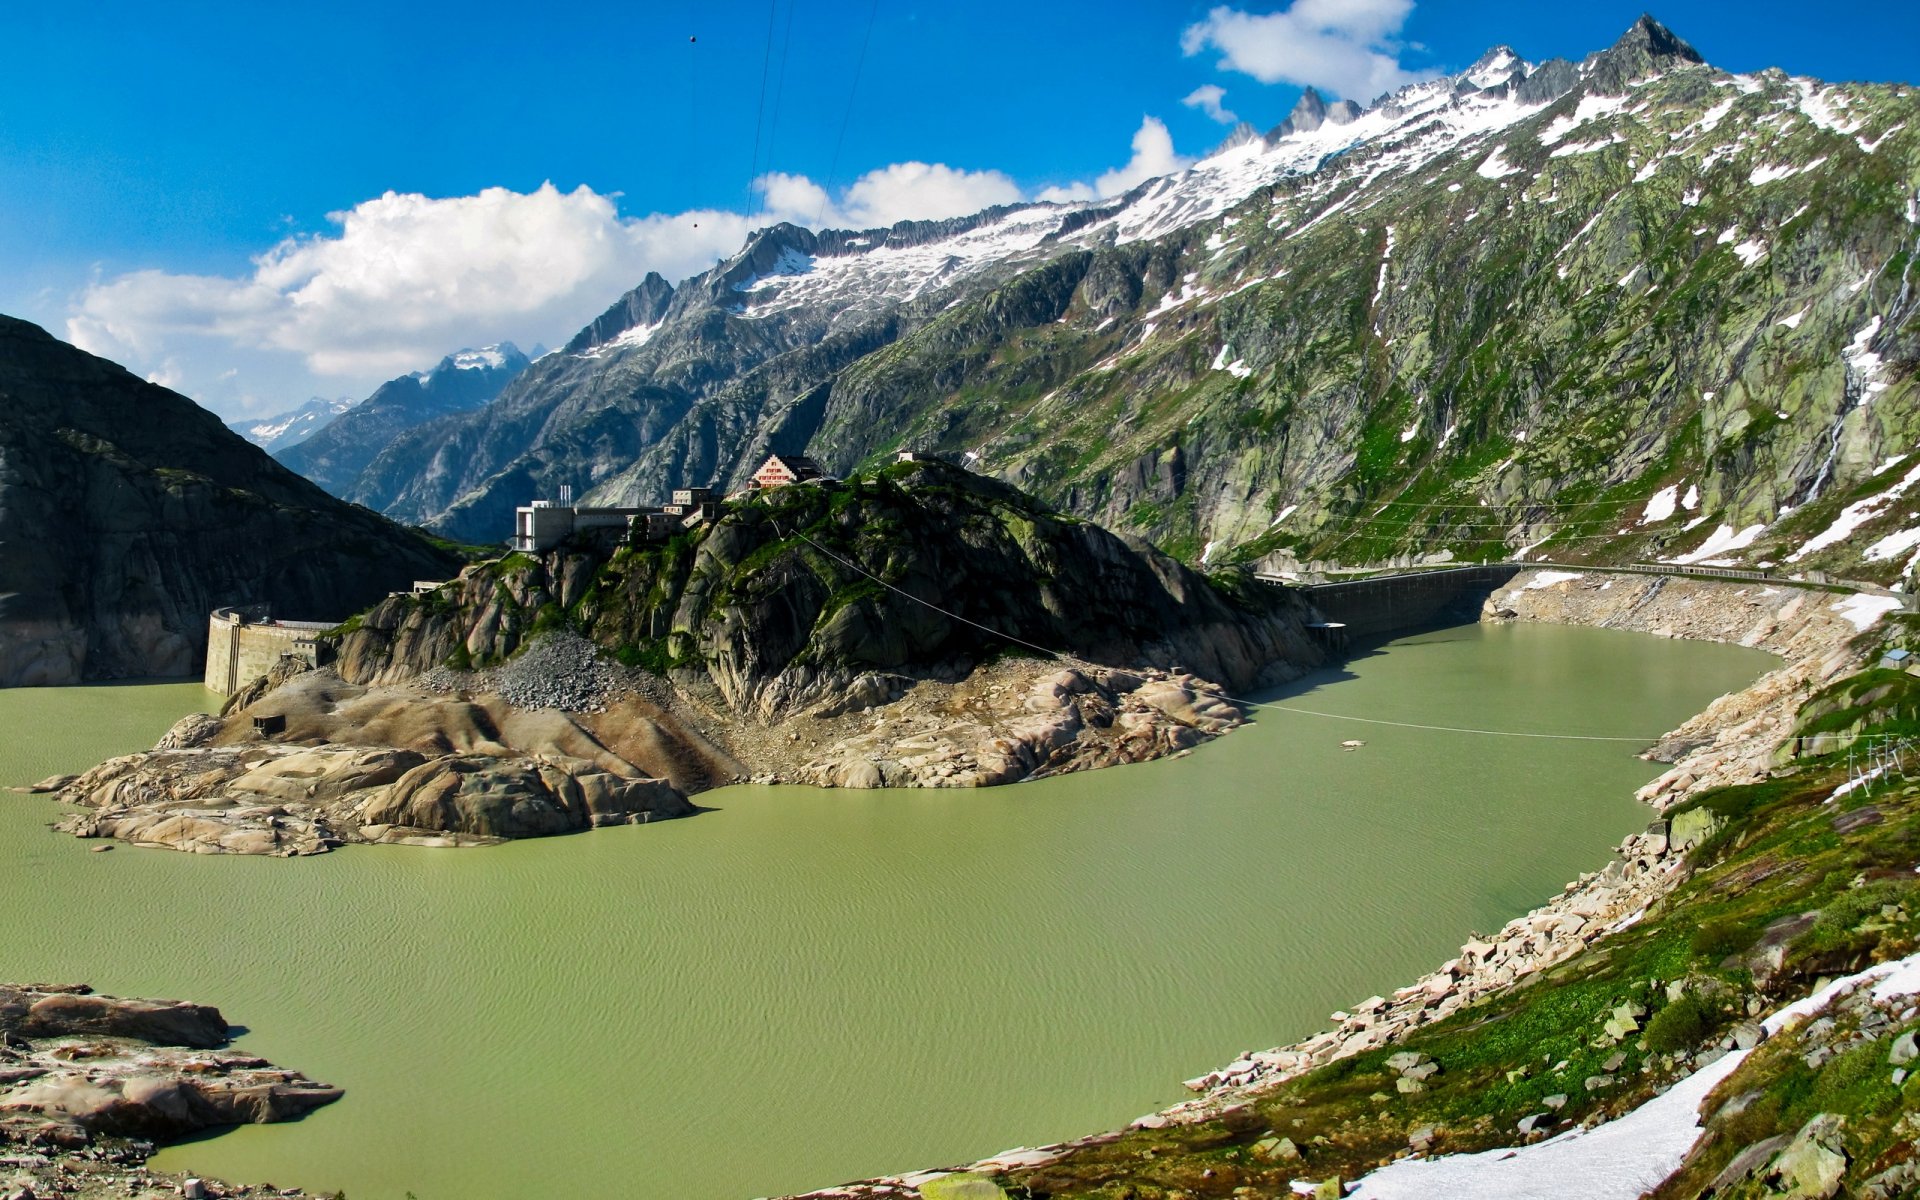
xmin=1295 ymin=565 xmax=1527 ymax=639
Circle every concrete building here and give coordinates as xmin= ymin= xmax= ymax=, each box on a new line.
xmin=511 ymin=501 xmax=655 ymax=552
xmin=205 ymin=607 xmax=333 ymax=696
xmin=751 ymin=454 xmax=824 ymax=489
xmin=671 ymin=486 xmax=715 ymax=506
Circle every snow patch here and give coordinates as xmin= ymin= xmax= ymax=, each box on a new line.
xmin=1549 ymin=135 xmax=1624 ymax=158
xmin=1640 ymin=484 xmax=1680 ymax=524
xmin=1794 ymin=80 xmax=1862 ymax=134
xmin=1858 ymin=123 xmax=1905 ymax=154
xmin=1845 ymin=316 xmax=1890 ymax=403
xmin=450 ymin=345 xmax=510 ymax=370
xmin=578 ymin=321 xmax=661 ymax=358
xmin=1350 ymin=1049 xmax=1747 ymax=1200
xmin=1749 ymin=156 xmax=1827 ymax=186
xmin=1476 ymin=146 xmax=1524 ymax=179
xmin=1776 ymin=306 xmax=1808 ymax=329
xmin=1790 ymin=458 xmax=1920 ymax=561
xmin=1864 ymin=526 xmax=1920 ymax=563
xmin=1523 ymin=570 xmax=1584 ymax=590
xmin=1209 ymin=344 xmax=1254 ymax=379
xmin=1669 ymin=523 xmax=1767 ymax=565
xmin=1537 ymin=94 xmax=1630 ymax=146
xmin=1268 ymin=503 xmax=1299 ymax=528
xmin=1830 ymin=593 xmax=1903 ymax=631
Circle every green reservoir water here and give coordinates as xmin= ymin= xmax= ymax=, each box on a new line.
xmin=0 ymin=624 xmax=1769 ymax=1199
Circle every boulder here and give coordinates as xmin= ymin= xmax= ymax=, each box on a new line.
xmin=1767 ymin=1113 xmax=1848 ymax=1199
xmin=1889 ymin=1032 xmax=1917 ymax=1065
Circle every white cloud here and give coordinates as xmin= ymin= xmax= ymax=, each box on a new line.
xmin=1181 ymin=0 xmax=1432 ymax=102
xmin=68 ymin=126 xmax=1188 ymax=418
xmin=838 ymin=162 xmax=1025 ymax=227
xmin=1183 ymin=84 xmax=1239 ymax=124
xmin=1037 ymin=117 xmax=1195 ymax=203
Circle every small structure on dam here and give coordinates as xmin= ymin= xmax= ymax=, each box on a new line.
xmin=205 ymin=607 xmax=334 ymax=696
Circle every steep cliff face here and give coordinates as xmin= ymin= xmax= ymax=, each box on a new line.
xmin=0 ymin=316 xmax=462 ymax=686
xmin=333 ymin=461 xmax=1326 ymax=718
xmin=333 ymin=17 xmax=1920 ymax=586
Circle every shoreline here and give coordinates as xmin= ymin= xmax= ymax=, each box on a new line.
xmin=775 ymin=570 xmax=1887 ymax=1197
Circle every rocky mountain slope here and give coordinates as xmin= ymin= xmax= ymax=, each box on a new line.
xmin=0 ymin=315 xmax=462 ymax=686
xmin=226 ymin=395 xmax=353 ymax=452
xmin=276 ymin=343 xmax=530 ymax=497
xmin=339 ymin=17 xmax=1919 ymax=590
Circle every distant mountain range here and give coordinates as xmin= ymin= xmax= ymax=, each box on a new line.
xmin=227 ymin=396 xmax=355 ymax=453
xmin=274 ymin=343 xmax=530 ymax=498
xmin=314 ymin=16 xmax=1918 ymax=589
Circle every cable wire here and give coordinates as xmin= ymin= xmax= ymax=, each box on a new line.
xmin=816 ymin=0 xmax=881 ymax=229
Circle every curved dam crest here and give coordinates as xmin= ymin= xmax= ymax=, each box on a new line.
xmin=0 ymin=622 xmax=1770 ymax=1199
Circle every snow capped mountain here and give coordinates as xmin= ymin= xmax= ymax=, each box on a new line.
xmin=226 ymin=396 xmax=355 ymax=452
xmin=343 ymin=16 xmax=1920 ymax=588
xmin=420 ymin=343 xmax=524 ymax=377
xmin=275 ymin=342 xmax=531 ymax=497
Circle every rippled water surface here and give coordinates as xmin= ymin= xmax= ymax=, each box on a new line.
xmin=0 ymin=624 xmax=1769 ymax=1199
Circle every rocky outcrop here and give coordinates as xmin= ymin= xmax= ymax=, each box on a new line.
xmin=788 ymin=663 xmax=1245 ymax=789
xmin=0 ymin=315 xmax=461 ymax=686
xmin=0 ymin=983 xmax=338 ymax=1149
xmin=37 ymin=670 xmax=700 ymax=854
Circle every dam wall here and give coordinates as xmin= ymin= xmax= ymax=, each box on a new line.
xmin=205 ymin=608 xmax=331 ymax=696
xmin=1299 ymin=565 xmax=1526 ymax=639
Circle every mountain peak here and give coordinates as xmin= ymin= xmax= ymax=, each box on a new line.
xmin=1210 ymin=121 xmax=1265 ymax=156
xmin=1585 ymin=13 xmax=1704 ymax=92
xmin=1268 ymin=87 xmax=1337 ymax=140
xmin=1462 ymin=44 xmax=1527 ymax=90
xmin=564 ymin=272 xmax=678 ymax=355
xmin=1614 ymin=13 xmax=1697 ymax=57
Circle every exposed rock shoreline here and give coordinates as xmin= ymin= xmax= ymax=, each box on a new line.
xmin=0 ymin=984 xmax=336 ymax=1200
xmin=28 ymin=636 xmax=1268 ymax=855
xmin=773 ymin=570 xmax=1896 ymax=1197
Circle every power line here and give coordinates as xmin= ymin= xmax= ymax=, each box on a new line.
xmin=762 ymin=0 xmax=800 ymax=214
xmin=746 ymin=0 xmax=780 ymax=216
xmin=817 ymin=0 xmax=881 ymax=229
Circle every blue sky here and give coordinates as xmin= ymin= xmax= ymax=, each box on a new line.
xmin=3 ymin=0 xmax=1914 ymax=417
